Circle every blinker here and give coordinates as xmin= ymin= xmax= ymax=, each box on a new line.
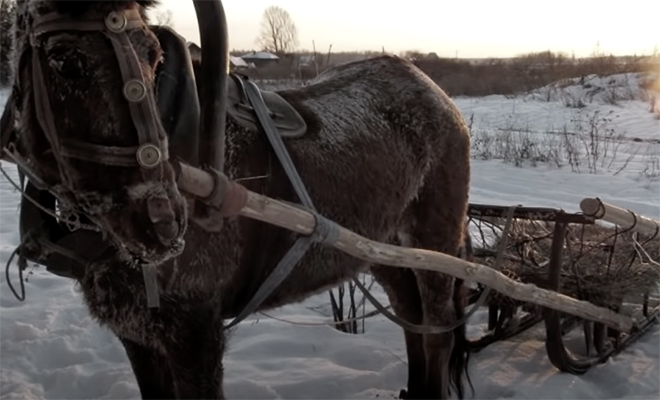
xmin=136 ymin=143 xmax=162 ymax=168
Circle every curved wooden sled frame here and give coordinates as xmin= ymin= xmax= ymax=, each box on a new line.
xmin=466 ymin=200 xmax=660 ymax=374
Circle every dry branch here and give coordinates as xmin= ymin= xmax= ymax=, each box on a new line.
xmin=473 ymin=218 xmax=660 ymax=310
xmin=580 ymin=198 xmax=660 ymax=236
xmin=177 ymin=163 xmax=634 ymax=332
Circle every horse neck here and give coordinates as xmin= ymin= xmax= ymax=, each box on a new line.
xmin=171 ymin=122 xmax=293 ymax=317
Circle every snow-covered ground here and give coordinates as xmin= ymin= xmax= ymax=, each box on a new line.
xmin=1 ymin=72 xmax=659 ymax=399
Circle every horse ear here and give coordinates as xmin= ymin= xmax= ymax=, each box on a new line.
xmin=136 ymin=0 xmax=160 ymax=9
xmin=187 ymin=42 xmax=202 ymax=66
xmin=51 ymin=0 xmax=159 ymax=17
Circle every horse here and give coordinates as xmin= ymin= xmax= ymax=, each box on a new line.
xmin=3 ymin=1 xmax=472 ymax=398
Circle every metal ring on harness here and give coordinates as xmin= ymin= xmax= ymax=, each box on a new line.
xmin=105 ymin=11 xmax=128 ymax=32
xmin=136 ymin=143 xmax=163 ymax=168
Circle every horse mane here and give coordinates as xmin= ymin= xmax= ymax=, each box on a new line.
xmin=50 ymin=0 xmax=159 ymax=17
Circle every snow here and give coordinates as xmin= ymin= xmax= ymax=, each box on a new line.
xmin=1 ymin=73 xmax=659 ymax=399
xmin=241 ymin=51 xmax=280 ymax=60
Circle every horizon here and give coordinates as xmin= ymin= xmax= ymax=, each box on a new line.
xmin=152 ymin=0 xmax=659 ymax=59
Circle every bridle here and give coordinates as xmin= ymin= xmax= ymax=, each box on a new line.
xmin=0 ymin=2 xmax=229 ymax=308
xmin=6 ymin=5 xmax=169 ymax=199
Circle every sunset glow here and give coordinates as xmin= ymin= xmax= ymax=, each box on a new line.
xmin=154 ymin=0 xmax=659 ymax=58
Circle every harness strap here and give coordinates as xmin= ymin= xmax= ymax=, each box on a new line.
xmin=227 ymin=74 xmax=513 ymax=334
xmin=32 ymin=49 xmax=71 ymax=186
xmin=352 ymin=205 xmax=518 ymax=334
xmin=25 ymin=7 xmax=174 ymax=308
xmin=141 ymin=264 xmax=161 ymax=308
xmin=28 ymin=7 xmax=168 ymax=173
xmin=225 ymin=211 xmax=341 ymax=330
xmin=225 ymin=236 xmax=312 ymax=329
xmin=59 ymin=139 xmax=166 ymax=168
xmin=224 ymin=77 xmax=325 ymax=329
xmin=241 ymin=78 xmax=315 ymax=209
xmin=3 ymin=147 xmax=49 ymax=191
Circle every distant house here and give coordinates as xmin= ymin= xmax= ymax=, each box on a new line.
xmin=241 ymin=51 xmax=279 ymax=68
xmin=230 ymin=56 xmax=250 ymax=70
xmin=188 ymin=43 xmax=253 ymax=72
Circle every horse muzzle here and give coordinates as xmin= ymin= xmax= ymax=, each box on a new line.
xmin=147 ymin=195 xmax=182 ymax=246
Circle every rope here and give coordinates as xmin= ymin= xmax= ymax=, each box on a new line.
xmin=0 ymin=163 xmax=100 ymax=232
xmin=5 ymin=247 xmax=26 ymax=302
xmin=350 ymin=205 xmax=519 ymax=334
xmin=257 ymin=306 xmax=390 ymax=327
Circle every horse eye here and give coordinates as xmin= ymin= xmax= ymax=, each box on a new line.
xmin=49 ymin=52 xmax=87 ymax=80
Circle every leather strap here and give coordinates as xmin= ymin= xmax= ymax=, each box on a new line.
xmin=352 ymin=205 xmax=519 ymax=334
xmin=29 ymin=6 xmax=168 ymax=176
xmin=22 ymin=6 xmax=174 ymax=309
xmin=225 ymin=76 xmax=334 ymax=329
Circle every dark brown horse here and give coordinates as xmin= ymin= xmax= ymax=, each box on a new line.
xmin=4 ymin=1 xmax=472 ymax=398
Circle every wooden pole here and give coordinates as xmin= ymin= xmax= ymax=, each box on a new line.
xmin=580 ymin=198 xmax=660 ymax=236
xmin=177 ymin=164 xmax=634 ymax=332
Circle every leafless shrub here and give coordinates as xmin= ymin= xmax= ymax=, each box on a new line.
xmin=561 ymin=126 xmax=582 ymax=172
xmin=562 ymin=92 xmax=587 ymax=109
xmin=639 ymin=147 xmax=660 ymax=187
xmin=571 ymin=109 xmax=627 ymax=174
xmin=328 ymin=273 xmax=376 ymax=334
xmin=472 ymin=128 xmax=565 ymax=168
xmin=471 ymin=110 xmax=632 ymax=175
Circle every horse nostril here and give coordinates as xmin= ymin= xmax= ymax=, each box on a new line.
xmin=154 ymin=220 xmax=179 ymax=244
xmin=147 ymin=196 xmax=175 ymax=224
xmin=147 ymin=195 xmax=179 ymax=245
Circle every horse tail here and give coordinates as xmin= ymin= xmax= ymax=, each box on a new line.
xmin=449 ymin=229 xmax=474 ymax=399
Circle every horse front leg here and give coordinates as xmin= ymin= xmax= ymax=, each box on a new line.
xmin=120 ymin=337 xmax=176 ymax=399
xmin=162 ymin=305 xmax=227 ymax=399
xmin=371 ymin=266 xmax=427 ymax=399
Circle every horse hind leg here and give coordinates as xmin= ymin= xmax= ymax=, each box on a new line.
xmin=411 ymin=167 xmax=470 ymax=399
xmin=371 ymin=264 xmax=426 ymax=399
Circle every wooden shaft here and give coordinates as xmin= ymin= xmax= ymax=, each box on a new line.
xmin=177 ymin=162 xmax=215 ymax=198
xmin=580 ymin=198 xmax=660 ymax=236
xmin=177 ymin=163 xmax=634 ymax=332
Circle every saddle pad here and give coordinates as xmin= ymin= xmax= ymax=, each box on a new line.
xmin=227 ymin=75 xmax=307 ymax=138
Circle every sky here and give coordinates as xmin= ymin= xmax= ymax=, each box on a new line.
xmin=152 ymin=0 xmax=660 ymax=58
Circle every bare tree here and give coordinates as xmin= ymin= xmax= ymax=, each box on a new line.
xmin=255 ymin=5 xmax=298 ymax=54
xmin=154 ymin=9 xmax=174 ymax=28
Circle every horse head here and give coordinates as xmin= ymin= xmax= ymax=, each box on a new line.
xmin=7 ymin=0 xmax=189 ymax=265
